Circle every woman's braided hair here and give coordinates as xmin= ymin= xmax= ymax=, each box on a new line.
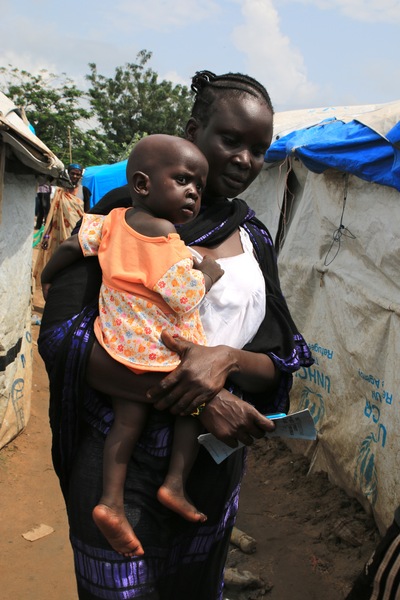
xmin=191 ymin=70 xmax=274 ymax=125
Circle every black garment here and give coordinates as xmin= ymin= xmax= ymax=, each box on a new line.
xmin=90 ymin=184 xmax=130 ymax=214
xmin=35 ymin=191 xmax=51 ymax=229
xmin=346 ymin=507 xmax=400 ymax=599
xmin=82 ymin=186 xmax=92 ymax=213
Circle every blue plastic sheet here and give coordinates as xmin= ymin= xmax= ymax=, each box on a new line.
xmin=82 ymin=160 xmax=128 ymax=208
xmin=265 ymin=118 xmax=400 ymax=192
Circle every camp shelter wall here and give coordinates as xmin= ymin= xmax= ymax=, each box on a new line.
xmin=0 ymin=92 xmax=63 ymax=449
xmin=242 ymin=101 xmax=400 ymax=533
xmin=0 ymin=172 xmax=36 ymax=448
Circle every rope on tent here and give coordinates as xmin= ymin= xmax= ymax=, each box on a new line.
xmin=324 ymin=173 xmax=356 ymax=267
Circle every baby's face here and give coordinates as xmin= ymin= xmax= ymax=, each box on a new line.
xmin=147 ymin=145 xmax=208 ymax=225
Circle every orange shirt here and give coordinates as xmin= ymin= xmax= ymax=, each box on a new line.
xmin=79 ymin=209 xmax=207 ymax=372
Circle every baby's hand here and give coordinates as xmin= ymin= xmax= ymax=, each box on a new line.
xmin=194 ymin=255 xmax=224 ymax=291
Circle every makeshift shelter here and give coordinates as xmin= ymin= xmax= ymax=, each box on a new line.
xmin=0 ymin=91 xmax=63 ymax=449
xmin=241 ymin=100 xmax=400 ymax=532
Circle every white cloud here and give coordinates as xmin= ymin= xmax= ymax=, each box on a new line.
xmin=162 ymin=70 xmax=190 ymax=86
xmin=232 ymin=0 xmax=323 ymax=109
xmin=0 ymin=11 xmax=126 ymax=88
xmin=115 ymin=0 xmax=221 ymax=31
xmin=0 ymin=50 xmax=58 ymax=79
xmin=287 ymin=0 xmax=400 ymax=23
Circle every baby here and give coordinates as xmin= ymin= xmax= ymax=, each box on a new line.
xmin=41 ymin=134 xmax=224 ymax=557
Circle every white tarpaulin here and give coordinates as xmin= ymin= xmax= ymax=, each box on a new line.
xmin=243 ymin=100 xmax=400 ymax=532
xmin=0 ymin=92 xmax=63 ymax=448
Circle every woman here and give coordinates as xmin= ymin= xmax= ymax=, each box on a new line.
xmin=38 ymin=71 xmax=313 ymax=600
xmin=33 ymin=163 xmax=91 ymax=285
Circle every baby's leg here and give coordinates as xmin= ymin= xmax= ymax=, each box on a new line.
xmin=92 ymin=397 xmax=148 ymax=557
xmin=87 ymin=341 xmax=164 ymax=403
xmin=157 ymin=416 xmax=207 ymax=523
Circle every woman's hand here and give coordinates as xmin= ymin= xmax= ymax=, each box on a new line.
xmin=147 ymin=330 xmax=235 ymax=415
xmin=199 ymin=389 xmax=275 ymax=447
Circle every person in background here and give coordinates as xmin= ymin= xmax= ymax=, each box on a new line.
xmin=33 ymin=163 xmax=92 ymax=286
xmin=67 ymin=163 xmax=92 ymax=213
xmin=38 ymin=70 xmax=314 ymax=600
xmin=35 ymin=181 xmax=52 ymax=230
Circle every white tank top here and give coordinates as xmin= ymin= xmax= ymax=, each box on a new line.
xmin=190 ymin=227 xmax=266 ymax=349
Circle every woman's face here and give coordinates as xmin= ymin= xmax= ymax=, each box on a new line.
xmin=68 ymin=169 xmax=83 ymax=187
xmin=186 ymin=95 xmax=273 ymax=200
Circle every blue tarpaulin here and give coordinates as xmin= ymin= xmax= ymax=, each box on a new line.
xmin=265 ymin=117 xmax=400 ymax=192
xmin=83 ymin=160 xmax=128 ymax=208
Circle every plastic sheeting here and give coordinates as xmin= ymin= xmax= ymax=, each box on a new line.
xmin=275 ymin=167 xmax=400 ymax=533
xmin=0 ymin=91 xmax=63 ymax=449
xmin=242 ymin=100 xmax=400 ymax=532
xmin=83 ymin=160 xmax=128 ymax=207
xmin=0 ymin=91 xmax=64 ymax=177
xmin=0 ymin=174 xmax=36 ymax=448
xmin=265 ymin=105 xmax=400 ymax=192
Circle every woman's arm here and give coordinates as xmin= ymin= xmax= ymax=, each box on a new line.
xmin=198 ymin=388 xmax=276 ymax=447
xmin=86 ymin=341 xmax=276 ymax=446
xmin=41 ymin=234 xmax=83 ymax=295
xmin=146 ymin=331 xmax=280 ymax=416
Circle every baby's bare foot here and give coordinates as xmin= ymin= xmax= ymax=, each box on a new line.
xmin=92 ymin=503 xmax=144 ymax=557
xmin=157 ymin=485 xmax=207 ymax=523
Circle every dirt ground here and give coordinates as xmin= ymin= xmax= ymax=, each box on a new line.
xmin=0 ymin=285 xmax=381 ymax=600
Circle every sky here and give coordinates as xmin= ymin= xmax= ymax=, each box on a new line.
xmin=1 ymin=0 xmax=399 ymax=113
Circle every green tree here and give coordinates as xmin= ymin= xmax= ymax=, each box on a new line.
xmin=1 ymin=54 xmax=194 ymax=167
xmin=0 ymin=66 xmax=108 ymax=166
xmin=86 ymin=50 xmax=194 ymax=162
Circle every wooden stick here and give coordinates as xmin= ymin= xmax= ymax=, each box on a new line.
xmin=230 ymin=526 xmax=257 ymax=554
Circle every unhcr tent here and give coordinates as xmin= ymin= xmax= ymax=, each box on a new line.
xmin=241 ymin=100 xmax=400 ymax=532
xmin=0 ymin=91 xmax=63 ymax=448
